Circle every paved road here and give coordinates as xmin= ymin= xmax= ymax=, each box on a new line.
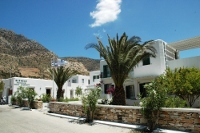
xmin=0 ymin=105 xmax=131 ymax=133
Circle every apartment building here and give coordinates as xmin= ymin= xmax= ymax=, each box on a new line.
xmin=100 ymin=36 xmax=200 ymax=105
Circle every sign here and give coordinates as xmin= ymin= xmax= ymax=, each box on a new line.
xmin=14 ymin=79 xmax=30 ymax=86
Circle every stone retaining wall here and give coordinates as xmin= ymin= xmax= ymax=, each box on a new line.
xmin=15 ymin=100 xmax=43 ymax=109
xmin=49 ymin=102 xmax=200 ymax=133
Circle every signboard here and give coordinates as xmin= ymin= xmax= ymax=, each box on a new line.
xmin=14 ymin=79 xmax=30 ymax=87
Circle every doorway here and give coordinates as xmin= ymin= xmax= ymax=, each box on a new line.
xmin=70 ymin=90 xmax=74 ymax=98
xmin=139 ymin=83 xmax=148 ymax=98
xmin=46 ymin=89 xmax=51 ymax=96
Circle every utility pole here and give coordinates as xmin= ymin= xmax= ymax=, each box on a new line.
xmin=51 ymin=57 xmax=55 ymax=99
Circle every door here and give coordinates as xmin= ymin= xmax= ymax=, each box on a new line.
xmin=70 ymin=90 xmax=73 ymax=98
xmin=140 ymin=83 xmax=147 ymax=98
xmin=46 ymin=89 xmax=51 ymax=96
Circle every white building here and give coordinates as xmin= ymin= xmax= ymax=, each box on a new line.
xmin=87 ymin=70 xmax=100 ymax=88
xmin=63 ymin=74 xmax=90 ymax=98
xmin=2 ymin=71 xmax=101 ymax=103
xmin=63 ymin=71 xmax=101 ymax=98
xmin=2 ymin=77 xmax=57 ymax=103
xmin=100 ymin=36 xmax=200 ymax=106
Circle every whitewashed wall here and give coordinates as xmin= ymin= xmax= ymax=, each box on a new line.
xmin=167 ymin=56 xmax=200 ymax=69
xmin=2 ymin=77 xmax=57 ymax=103
xmin=63 ymin=75 xmax=90 ymax=98
xmin=88 ymin=70 xmax=100 ymax=88
xmin=132 ymin=40 xmax=167 ymax=78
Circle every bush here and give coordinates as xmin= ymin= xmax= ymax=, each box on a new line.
xmin=11 ymin=95 xmax=17 ymax=105
xmin=16 ymin=95 xmax=23 ymax=106
xmin=14 ymin=87 xmax=24 ymax=106
xmin=164 ymin=96 xmax=187 ymax=108
xmin=41 ymin=94 xmax=51 ymax=103
xmin=82 ymin=87 xmax=101 ymax=123
xmin=141 ymin=76 xmax=167 ymax=132
xmin=75 ymin=86 xmax=82 ymax=96
xmin=14 ymin=86 xmax=37 ymax=108
xmin=68 ymin=97 xmax=79 ymax=101
xmin=164 ymin=67 xmax=200 ymax=107
xmin=60 ymin=97 xmax=79 ymax=102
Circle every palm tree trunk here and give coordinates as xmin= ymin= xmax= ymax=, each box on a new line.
xmin=57 ymin=89 xmax=63 ymax=100
xmin=112 ymin=86 xmax=126 ymax=105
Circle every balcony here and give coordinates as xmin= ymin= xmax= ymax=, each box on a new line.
xmin=167 ymin=56 xmax=200 ymax=69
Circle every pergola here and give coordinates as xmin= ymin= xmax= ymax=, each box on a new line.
xmin=168 ymin=36 xmax=200 ymax=51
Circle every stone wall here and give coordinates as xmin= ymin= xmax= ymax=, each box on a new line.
xmin=49 ymin=102 xmax=200 ymax=133
xmin=15 ymin=100 xmax=43 ymax=109
xmin=33 ymin=101 xmax=43 ymax=109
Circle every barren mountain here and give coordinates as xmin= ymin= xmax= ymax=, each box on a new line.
xmin=0 ymin=29 xmax=100 ymax=79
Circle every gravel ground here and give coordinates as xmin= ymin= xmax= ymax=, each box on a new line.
xmin=0 ymin=105 xmax=132 ymax=133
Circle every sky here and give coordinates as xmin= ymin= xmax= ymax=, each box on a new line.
xmin=0 ymin=0 xmax=200 ymax=59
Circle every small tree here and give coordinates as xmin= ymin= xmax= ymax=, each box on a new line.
xmin=165 ymin=67 xmax=200 ymax=107
xmin=14 ymin=86 xmax=37 ymax=108
xmin=141 ymin=76 xmax=167 ymax=132
xmin=75 ymin=86 xmax=82 ymax=97
xmin=14 ymin=87 xmax=25 ymax=106
xmin=82 ymin=86 xmax=101 ymax=123
xmin=26 ymin=88 xmax=37 ymax=108
xmin=48 ymin=66 xmax=79 ymax=101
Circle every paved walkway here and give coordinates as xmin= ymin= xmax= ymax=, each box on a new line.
xmin=0 ymin=105 xmax=131 ymax=133
xmin=0 ymin=105 xmax=191 ymax=133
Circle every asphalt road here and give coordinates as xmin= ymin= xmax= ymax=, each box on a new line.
xmin=0 ymin=105 xmax=131 ymax=133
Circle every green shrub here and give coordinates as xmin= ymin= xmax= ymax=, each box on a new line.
xmin=164 ymin=67 xmax=200 ymax=107
xmin=68 ymin=97 xmax=79 ymax=101
xmin=82 ymin=87 xmax=101 ymax=123
xmin=60 ymin=97 xmax=79 ymax=102
xmin=14 ymin=86 xmax=37 ymax=108
xmin=75 ymin=86 xmax=82 ymax=96
xmin=141 ymin=76 xmax=167 ymax=132
xmin=16 ymin=95 xmax=23 ymax=106
xmin=41 ymin=94 xmax=51 ymax=103
xmin=11 ymin=95 xmax=17 ymax=105
xmin=164 ymin=96 xmax=187 ymax=108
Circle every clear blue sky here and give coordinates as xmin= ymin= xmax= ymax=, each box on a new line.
xmin=0 ymin=0 xmax=199 ymax=59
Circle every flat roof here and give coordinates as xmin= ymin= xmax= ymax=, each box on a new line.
xmin=168 ymin=36 xmax=200 ymax=51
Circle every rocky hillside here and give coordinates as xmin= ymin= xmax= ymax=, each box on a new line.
xmin=0 ymin=29 xmax=100 ymax=79
xmin=62 ymin=57 xmax=100 ymax=72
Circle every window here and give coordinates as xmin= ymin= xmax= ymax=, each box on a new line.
xmin=143 ymin=56 xmax=150 ymax=66
xmin=126 ymin=85 xmax=135 ymax=99
xmin=82 ymin=79 xmax=84 ymax=83
xmin=88 ymin=80 xmax=90 ymax=84
xmin=103 ymin=65 xmax=111 ymax=78
xmin=72 ymin=79 xmax=77 ymax=83
xmin=93 ymin=75 xmax=99 ymax=81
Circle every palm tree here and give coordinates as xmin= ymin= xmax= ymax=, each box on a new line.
xmin=49 ymin=66 xmax=78 ymax=101
xmin=85 ymin=33 xmax=156 ymax=105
